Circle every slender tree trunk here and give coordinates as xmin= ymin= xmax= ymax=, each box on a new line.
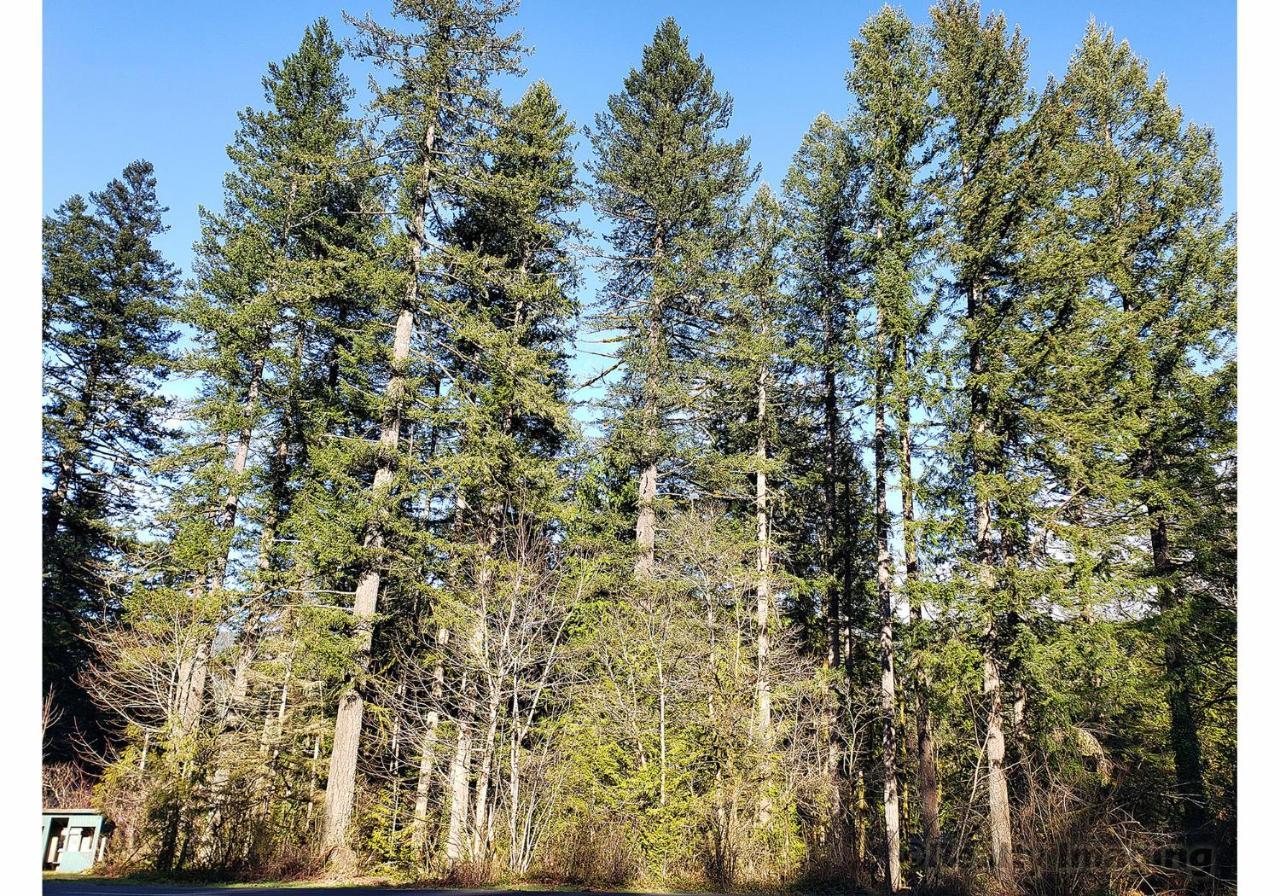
xmin=897 ymin=348 xmax=940 ymax=869
xmin=411 ymin=626 xmax=449 ymax=855
xmin=658 ymin=658 xmax=668 ymax=808
xmin=753 ymin=353 xmax=774 ymax=826
xmin=180 ymin=351 xmax=266 ymax=740
xmin=969 ymin=281 xmax=1014 ymax=884
xmin=820 ymin=305 xmax=846 ymax=846
xmin=470 ymin=684 xmax=501 ymax=857
xmin=754 ymin=363 xmax=773 ymax=740
xmin=875 ymin=328 xmax=901 ymax=894
xmin=823 ymin=308 xmax=842 ymax=667
xmin=855 ymin=768 xmax=869 ymax=874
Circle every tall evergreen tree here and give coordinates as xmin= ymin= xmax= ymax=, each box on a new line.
xmin=323 ymin=0 xmax=525 ymax=858
xmin=705 ymin=184 xmax=795 ymax=799
xmin=428 ymin=78 xmax=581 ymax=868
xmin=173 ymin=17 xmax=378 ymax=742
xmin=92 ymin=20 xmax=385 ymax=871
xmin=930 ymin=0 xmax=1039 ymax=881
xmin=781 ymin=113 xmax=866 ymax=668
xmin=1059 ymin=21 xmax=1236 ymax=842
xmin=588 ymin=17 xmax=755 ymax=579
xmin=42 ymin=160 xmax=179 ymax=756
xmin=846 ymin=8 xmax=935 ymax=890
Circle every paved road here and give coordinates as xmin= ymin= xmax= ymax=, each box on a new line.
xmin=44 ymin=887 xmax=497 ymax=896
xmin=45 ymin=886 xmax=654 ymax=896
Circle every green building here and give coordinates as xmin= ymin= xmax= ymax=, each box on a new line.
xmin=41 ymin=809 xmax=110 ymax=872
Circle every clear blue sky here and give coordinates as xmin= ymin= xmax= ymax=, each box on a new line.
xmin=44 ymin=0 xmax=1236 ymax=311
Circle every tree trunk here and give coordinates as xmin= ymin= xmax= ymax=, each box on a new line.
xmin=823 ymin=310 xmax=842 ymax=668
xmin=754 ymin=364 xmax=773 ymax=741
xmin=658 ymin=659 xmax=668 ymax=808
xmin=969 ymin=282 xmax=1014 ymax=884
xmin=1152 ymin=514 xmax=1208 ymax=837
xmin=875 ymin=331 xmax=901 ymax=894
xmin=470 ymin=685 xmax=501 ymax=857
xmin=983 ymin=644 xmax=1013 ymax=881
xmin=444 ymin=716 xmax=474 ymax=865
xmin=634 ymin=231 xmax=666 ymax=579
xmin=322 ymin=115 xmax=433 ymax=853
xmin=411 ymin=626 xmax=449 ymax=856
xmin=44 ymin=357 xmax=100 ymax=545
xmin=180 ymin=351 xmax=267 ymax=739
xmin=322 ymin=290 xmax=418 ymax=856
xmin=635 ymin=462 xmax=657 ymax=578
xmin=897 ymin=347 xmax=940 ymax=868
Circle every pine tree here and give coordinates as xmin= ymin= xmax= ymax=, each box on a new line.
xmin=704 ymin=185 xmax=794 ymax=821
xmin=588 ymin=17 xmax=755 ymax=579
xmin=929 ymin=0 xmax=1039 ymax=881
xmin=780 ymin=114 xmax=865 ymax=667
xmin=96 ymin=20 xmax=384 ymax=870
xmin=322 ymin=0 xmax=525 ymax=858
xmin=42 ymin=160 xmax=179 ymax=757
xmin=429 ymin=78 xmax=581 ymax=867
xmin=1059 ymin=21 xmax=1236 ymax=841
xmin=846 ymin=8 xmax=935 ymax=889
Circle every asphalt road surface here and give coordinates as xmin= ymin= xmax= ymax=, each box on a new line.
xmin=44 ymin=887 xmax=500 ymax=896
xmin=44 ymin=886 xmax=662 ymax=896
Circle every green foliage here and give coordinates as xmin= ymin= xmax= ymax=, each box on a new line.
xmin=43 ymin=159 xmax=180 ymax=757
xmin=588 ymin=17 xmax=757 ymax=512
xmin=47 ymin=3 xmax=1235 ymax=891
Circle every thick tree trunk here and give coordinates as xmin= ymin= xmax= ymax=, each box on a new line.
xmin=444 ymin=716 xmax=474 ymax=865
xmin=634 ymin=231 xmax=666 ymax=579
xmin=321 ymin=118 xmax=433 ymax=852
xmin=874 ymin=337 xmax=901 ymax=894
xmin=322 ymin=295 xmax=418 ymax=855
xmin=635 ymin=462 xmax=657 ymax=577
xmin=983 ymin=644 xmax=1013 ymax=881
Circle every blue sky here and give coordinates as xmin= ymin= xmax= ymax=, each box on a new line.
xmin=44 ymin=0 xmax=1236 ymax=393
xmin=44 ymin=0 xmax=1236 ymax=259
